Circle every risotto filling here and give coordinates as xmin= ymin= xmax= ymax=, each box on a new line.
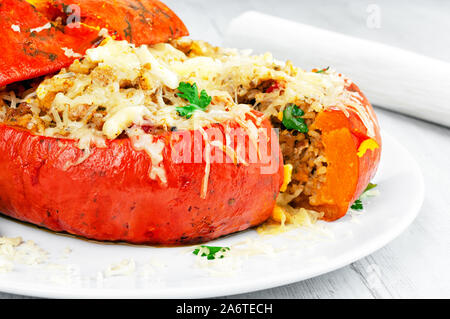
xmin=0 ymin=38 xmax=364 ymax=210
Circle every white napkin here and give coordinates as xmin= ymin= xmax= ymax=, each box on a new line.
xmin=224 ymin=11 xmax=450 ymax=127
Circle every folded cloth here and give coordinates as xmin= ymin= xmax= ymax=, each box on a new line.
xmin=224 ymin=11 xmax=450 ymax=127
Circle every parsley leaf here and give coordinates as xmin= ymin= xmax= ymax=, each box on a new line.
xmin=282 ymin=104 xmax=308 ymax=133
xmin=351 ymin=199 xmax=363 ymax=210
xmin=176 ymin=82 xmax=212 ymax=119
xmin=193 ymin=245 xmax=230 ymax=260
xmin=350 ymin=183 xmax=378 ymax=210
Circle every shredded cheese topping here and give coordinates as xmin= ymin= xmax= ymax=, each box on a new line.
xmin=61 ymin=47 xmax=82 ymax=59
xmin=11 ymin=24 xmax=20 ymax=32
xmin=0 ymin=38 xmax=376 ymax=196
xmin=0 ymin=38 xmax=375 ymax=144
xmin=30 ymin=22 xmax=51 ymax=33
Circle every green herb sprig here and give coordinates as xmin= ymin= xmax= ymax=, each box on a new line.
xmin=176 ymin=82 xmax=212 ymax=119
xmin=350 ymin=183 xmax=377 ymax=210
xmin=282 ymin=104 xmax=308 ymax=133
xmin=193 ymin=245 xmax=230 ymax=260
xmin=351 ymin=199 xmax=363 ymax=210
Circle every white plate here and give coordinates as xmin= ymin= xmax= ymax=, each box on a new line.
xmin=0 ymin=131 xmax=424 ymax=298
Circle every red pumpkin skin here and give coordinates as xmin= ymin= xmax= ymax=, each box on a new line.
xmin=304 ymin=82 xmax=382 ymax=221
xmin=0 ymin=0 xmax=189 ymax=87
xmin=0 ymin=117 xmax=283 ymax=245
xmin=47 ymin=0 xmax=189 ymax=46
xmin=0 ymin=0 xmax=100 ymax=87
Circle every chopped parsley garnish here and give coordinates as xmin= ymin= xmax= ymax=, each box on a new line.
xmin=314 ymin=66 xmax=330 ymax=73
xmin=282 ymin=104 xmax=308 ymax=133
xmin=193 ymin=245 xmax=230 ymax=260
xmin=351 ymin=199 xmax=363 ymax=210
xmin=351 ymin=183 xmax=378 ymax=210
xmin=176 ymin=82 xmax=212 ymax=119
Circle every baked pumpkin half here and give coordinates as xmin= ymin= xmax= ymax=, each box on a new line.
xmin=0 ymin=39 xmax=284 ymax=244
xmin=0 ymin=1 xmax=381 ymax=245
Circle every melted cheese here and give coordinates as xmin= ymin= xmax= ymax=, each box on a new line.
xmin=126 ymin=127 xmax=167 ymax=184
xmin=61 ymin=47 xmax=82 ymax=58
xmin=85 ymin=39 xmax=142 ymax=82
xmin=103 ymin=106 xmax=151 ymax=139
xmin=8 ymin=38 xmax=376 ymax=147
xmin=11 ymin=24 xmax=20 ymax=32
xmin=30 ymin=22 xmax=51 ymax=33
xmin=135 ymin=46 xmax=179 ymax=89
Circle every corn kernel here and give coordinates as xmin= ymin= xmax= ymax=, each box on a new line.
xmin=277 ymin=111 xmax=283 ymax=122
xmin=272 ymin=205 xmax=287 ymax=225
xmin=357 ymin=138 xmax=379 ymax=157
xmin=280 ymin=164 xmax=293 ymax=192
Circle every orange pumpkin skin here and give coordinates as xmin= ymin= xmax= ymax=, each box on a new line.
xmin=39 ymin=0 xmax=189 ymax=46
xmin=307 ymin=82 xmax=382 ymax=221
xmin=0 ymin=0 xmax=189 ymax=87
xmin=0 ymin=116 xmax=283 ymax=244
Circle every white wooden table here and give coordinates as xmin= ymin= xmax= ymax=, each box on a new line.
xmin=1 ymin=0 xmax=449 ymax=299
